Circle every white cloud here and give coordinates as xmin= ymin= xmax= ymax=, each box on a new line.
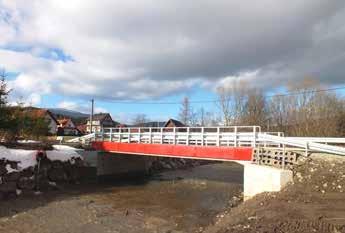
xmin=0 ymin=0 xmax=345 ymax=102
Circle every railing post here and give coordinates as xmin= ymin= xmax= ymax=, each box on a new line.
xmin=110 ymin=128 xmax=113 ymax=142
xmin=201 ymin=127 xmax=204 ymax=146
xmin=149 ymin=128 xmax=152 ymax=144
xmin=186 ymin=127 xmax=190 ymax=145
xmin=128 ymin=128 xmax=131 ymax=143
xmin=173 ymin=127 xmax=176 ymax=145
xmin=160 ymin=128 xmax=163 ymax=144
xmin=216 ymin=127 xmax=220 ymax=146
xmin=252 ymin=126 xmax=256 ymax=148
xmin=138 ymin=128 xmax=141 ymax=143
xmin=282 ymin=144 xmax=286 ymax=169
xmin=119 ymin=127 xmax=122 ymax=143
xmin=234 ymin=126 xmax=237 ymax=147
xmin=101 ymin=127 xmax=104 ymax=141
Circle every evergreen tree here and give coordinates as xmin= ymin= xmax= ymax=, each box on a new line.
xmin=0 ymin=70 xmax=11 ymax=132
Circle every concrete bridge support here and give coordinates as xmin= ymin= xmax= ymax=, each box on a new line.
xmin=243 ymin=163 xmax=293 ymax=201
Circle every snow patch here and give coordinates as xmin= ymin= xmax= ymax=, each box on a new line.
xmin=17 ymin=140 xmax=41 ymax=144
xmin=6 ymin=164 xmax=19 ymax=173
xmin=52 ymin=145 xmax=83 ymax=151
xmin=0 ymin=146 xmax=37 ymax=170
xmin=0 ymin=145 xmax=82 ymax=171
xmin=46 ymin=150 xmax=82 ymax=162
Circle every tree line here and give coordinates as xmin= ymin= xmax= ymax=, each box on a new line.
xmin=178 ymin=78 xmax=345 ymax=137
xmin=0 ymin=71 xmax=50 ymax=141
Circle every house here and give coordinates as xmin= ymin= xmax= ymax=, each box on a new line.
xmin=132 ymin=121 xmax=166 ymax=128
xmin=131 ymin=119 xmax=185 ymax=128
xmin=76 ymin=124 xmax=87 ymax=135
xmin=86 ymin=113 xmax=118 ymax=133
xmin=57 ymin=118 xmax=81 ymax=136
xmin=164 ymin=119 xmax=185 ymax=127
xmin=24 ymin=108 xmax=58 ymax=134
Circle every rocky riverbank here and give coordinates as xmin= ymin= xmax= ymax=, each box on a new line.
xmin=0 ymin=145 xmax=84 ymax=200
xmin=204 ymin=153 xmax=345 ymax=233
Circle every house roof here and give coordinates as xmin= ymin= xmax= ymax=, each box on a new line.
xmin=164 ymin=118 xmax=186 ymax=127
xmin=131 ymin=119 xmax=185 ymax=128
xmin=24 ymin=107 xmax=58 ymax=124
xmin=92 ymin=113 xmax=110 ymax=121
xmin=57 ymin=118 xmax=74 ymax=128
xmin=76 ymin=124 xmax=87 ymax=133
xmin=132 ymin=121 xmax=166 ymax=127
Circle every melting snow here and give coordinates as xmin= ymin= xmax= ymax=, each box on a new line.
xmin=0 ymin=145 xmax=83 ymax=171
xmin=0 ymin=146 xmax=37 ymax=170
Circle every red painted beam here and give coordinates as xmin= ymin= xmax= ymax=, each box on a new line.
xmin=92 ymin=142 xmax=253 ymax=161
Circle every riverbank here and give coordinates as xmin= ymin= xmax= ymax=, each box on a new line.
xmin=204 ymin=154 xmax=345 ymax=233
xmin=0 ymin=163 xmax=243 ymax=233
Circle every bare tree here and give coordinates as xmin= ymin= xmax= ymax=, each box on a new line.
xmin=268 ymin=78 xmax=345 ymax=137
xmin=132 ymin=114 xmax=149 ymax=125
xmin=178 ymin=96 xmax=192 ymax=125
xmin=242 ymin=88 xmax=267 ymax=127
xmin=217 ymin=80 xmax=249 ymax=126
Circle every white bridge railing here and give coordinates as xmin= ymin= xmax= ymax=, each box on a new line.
xmin=96 ymin=126 xmax=268 ymax=147
xmin=92 ymin=126 xmax=345 ymax=156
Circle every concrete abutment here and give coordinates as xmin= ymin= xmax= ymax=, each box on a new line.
xmin=243 ymin=163 xmax=293 ymax=201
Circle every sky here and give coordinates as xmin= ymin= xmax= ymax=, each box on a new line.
xmin=1 ymin=0 xmax=345 ymax=123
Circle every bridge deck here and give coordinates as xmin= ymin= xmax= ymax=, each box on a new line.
xmin=92 ymin=141 xmax=253 ymax=161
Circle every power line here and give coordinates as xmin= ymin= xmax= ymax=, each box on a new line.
xmin=97 ymin=85 xmax=345 ymax=105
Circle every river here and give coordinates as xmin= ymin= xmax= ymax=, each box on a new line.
xmin=0 ymin=162 xmax=244 ymax=233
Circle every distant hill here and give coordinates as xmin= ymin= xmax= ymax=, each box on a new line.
xmin=48 ymin=108 xmax=89 ymax=119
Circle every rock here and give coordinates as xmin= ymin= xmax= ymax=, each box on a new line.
xmin=0 ymin=182 xmax=17 ymax=193
xmin=17 ymin=177 xmax=35 ymax=190
xmin=0 ymin=165 xmax=7 ymax=176
xmin=48 ymin=168 xmax=67 ymax=182
xmin=51 ymin=161 xmax=64 ymax=169
xmin=65 ymin=167 xmax=81 ymax=183
xmin=4 ymin=172 xmax=21 ymax=182
xmin=20 ymin=168 xmax=34 ymax=178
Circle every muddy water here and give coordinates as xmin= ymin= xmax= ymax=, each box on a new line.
xmin=91 ymin=162 xmax=244 ymax=232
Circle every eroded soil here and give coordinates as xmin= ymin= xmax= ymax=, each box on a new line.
xmin=204 ymin=154 xmax=345 ymax=233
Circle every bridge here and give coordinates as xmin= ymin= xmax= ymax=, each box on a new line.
xmin=70 ymin=126 xmax=345 ymax=200
xmin=87 ymin=126 xmax=345 ymax=160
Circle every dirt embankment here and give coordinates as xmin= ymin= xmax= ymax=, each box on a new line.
xmin=204 ymin=154 xmax=345 ymax=233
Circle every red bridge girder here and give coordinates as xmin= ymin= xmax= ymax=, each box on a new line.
xmin=92 ymin=142 xmax=253 ymax=161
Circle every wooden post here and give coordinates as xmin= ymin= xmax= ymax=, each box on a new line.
xmin=110 ymin=128 xmax=113 ymax=142
xmin=186 ymin=127 xmax=190 ymax=145
xmin=138 ymin=128 xmax=141 ymax=143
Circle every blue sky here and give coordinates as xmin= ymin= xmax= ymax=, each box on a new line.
xmin=1 ymin=1 xmax=345 ymax=124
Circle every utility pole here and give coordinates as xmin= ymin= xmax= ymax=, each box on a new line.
xmin=90 ymin=99 xmax=94 ymax=133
